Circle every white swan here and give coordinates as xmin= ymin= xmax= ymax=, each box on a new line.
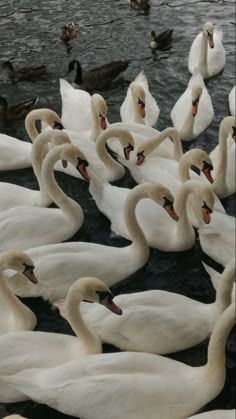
xmin=188 ymin=410 xmax=235 ymax=419
xmin=228 ymin=86 xmax=235 ymax=116
xmin=120 ymin=70 xmax=160 ymax=126
xmin=60 ymin=78 xmax=107 ymax=140
xmin=0 ymin=250 xmax=37 ymax=335
xmin=0 ymin=130 xmax=71 ymax=212
xmin=0 ymin=143 xmax=90 ymax=252
xmin=199 ymin=211 xmax=235 ymax=267
xmin=188 ymin=21 xmax=226 ymax=79
xmin=89 ymin=175 xmax=214 ymax=251
xmin=6 ymin=182 xmax=177 ymax=302
xmin=202 ymin=261 xmax=235 ymax=303
xmin=2 ymin=302 xmax=235 ymax=419
xmin=209 ymin=116 xmax=236 ymax=199
xmin=0 ymin=108 xmax=63 ymax=171
xmin=60 ymin=257 xmax=235 ymax=354
xmin=0 ymin=276 xmax=122 ymax=403
xmin=170 ymin=68 xmax=214 ymax=141
xmin=129 ymin=127 xmax=225 ymax=225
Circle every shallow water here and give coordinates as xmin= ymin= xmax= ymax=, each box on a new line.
xmin=0 ymin=0 xmax=235 ymax=418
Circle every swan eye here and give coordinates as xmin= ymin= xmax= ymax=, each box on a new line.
xmin=203 ymin=160 xmax=213 ymax=172
xmin=163 ymin=197 xmax=174 ymax=209
xmin=137 ymin=97 xmax=145 ymax=108
xmin=192 ymin=97 xmax=199 ymax=106
xmin=124 ymin=143 xmax=134 ymax=160
xmin=207 ymin=30 xmax=212 ymax=37
xmin=22 ymin=263 xmax=38 ymax=284
xmin=53 ymin=121 xmax=64 ymax=130
xmin=202 ymin=201 xmax=213 ymax=214
xmin=96 ymin=290 xmax=113 ymax=303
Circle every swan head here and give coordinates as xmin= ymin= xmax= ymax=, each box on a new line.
xmin=196 ymin=183 xmax=215 ymax=224
xmin=180 ymin=149 xmax=214 ymax=184
xmin=203 ymin=21 xmax=214 ymax=48
xmin=191 ymin=85 xmax=203 ymax=117
xmin=69 ymin=277 xmax=123 ymax=315
xmin=144 ymin=183 xmax=179 ymax=221
xmin=130 ymin=82 xmax=146 ymax=119
xmin=60 ymin=144 xmax=90 ymax=181
xmin=0 ymin=250 xmax=38 ymax=284
xmin=91 ymin=94 xmax=107 ymax=130
xmin=221 ymin=116 xmax=236 ymax=142
xmin=26 ymin=108 xmax=64 ymax=134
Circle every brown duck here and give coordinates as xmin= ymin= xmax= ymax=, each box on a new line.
xmin=0 ymin=61 xmax=47 ymax=82
xmin=129 ymin=0 xmax=150 ymax=11
xmin=0 ymin=96 xmax=39 ymax=121
xmin=66 ymin=59 xmax=129 ymax=91
xmin=59 ymin=22 xmax=78 ymax=44
xmin=150 ymin=29 xmax=174 ymax=50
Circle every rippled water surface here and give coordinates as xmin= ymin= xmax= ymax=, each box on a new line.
xmin=0 ymin=0 xmax=235 ymax=418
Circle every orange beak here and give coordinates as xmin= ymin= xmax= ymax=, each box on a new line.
xmin=208 ymin=35 xmax=214 ymax=48
xmin=138 ymin=103 xmax=146 ymax=118
xmin=202 ymin=168 xmax=214 ymax=184
xmin=164 ymin=204 xmax=179 ymax=221
xmin=192 ymin=103 xmax=198 ymax=116
xmin=100 ymin=117 xmax=107 ymax=130
xmin=202 ymin=207 xmax=211 ymax=224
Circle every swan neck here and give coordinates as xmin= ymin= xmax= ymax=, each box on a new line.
xmin=66 ymin=291 xmax=102 ymax=354
xmin=90 ymin=102 xmax=102 ymax=142
xmin=199 ymin=31 xmax=209 ymax=78
xmin=41 ymin=148 xmax=83 ymax=218
xmin=96 ymin=131 xmax=125 ymax=181
xmin=215 ymin=264 xmax=235 ymax=314
xmin=180 ymin=108 xmax=195 ymax=140
xmin=175 ymin=184 xmax=194 ymax=231
xmin=31 ymin=134 xmax=53 ymax=206
xmin=0 ymin=269 xmax=28 ymax=319
xmin=214 ymin=124 xmax=228 ymax=189
xmin=143 ymin=128 xmax=182 ymax=160
xmin=124 ymin=187 xmax=150 ymax=259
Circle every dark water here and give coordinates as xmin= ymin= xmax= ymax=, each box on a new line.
xmin=0 ymin=0 xmax=235 ymax=418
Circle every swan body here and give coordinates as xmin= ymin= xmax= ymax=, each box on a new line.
xmin=120 ymin=70 xmax=160 ymax=126
xmin=89 ymin=176 xmax=214 ymax=251
xmin=202 ymin=261 xmax=235 ymax=303
xmin=209 ymin=116 xmax=236 ymax=198
xmin=0 ymin=108 xmax=63 ymax=171
xmin=60 ymin=78 xmax=108 ymax=140
xmin=199 ymin=212 xmax=235 ymax=267
xmin=5 ymin=183 xmax=176 ymax=302
xmin=0 ymin=130 xmax=71 ymax=212
xmin=188 ymin=410 xmax=235 ymax=418
xmin=170 ymin=68 xmax=214 ymax=141
xmin=228 ymin=86 xmax=235 ymax=116
xmin=63 ymin=257 xmax=235 ymax=354
xmin=130 ymin=127 xmax=225 ymax=224
xmin=0 ymin=144 xmax=89 ymax=252
xmin=188 ymin=21 xmax=226 ymax=79
xmin=2 ymin=303 xmax=235 ymax=419
xmin=0 ymin=276 xmax=122 ymax=402
xmin=0 ymin=251 xmax=37 ymax=335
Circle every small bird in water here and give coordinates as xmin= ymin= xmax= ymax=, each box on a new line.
xmin=150 ymin=29 xmax=174 ymax=50
xmin=129 ymin=0 xmax=150 ymax=11
xmin=59 ymin=22 xmax=78 ymax=44
xmin=66 ymin=59 xmax=129 ymax=91
xmin=0 ymin=96 xmax=39 ymax=121
xmin=0 ymin=60 xmax=47 ymax=83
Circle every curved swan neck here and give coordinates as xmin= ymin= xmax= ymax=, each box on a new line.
xmin=0 ymin=262 xmax=29 ymax=319
xmin=65 ymin=286 xmax=102 ymax=354
xmin=96 ymin=129 xmax=126 ymax=181
xmin=199 ymin=30 xmax=209 ymax=78
xmin=180 ymin=107 xmax=195 ymax=141
xmin=41 ymin=146 xmax=83 ymax=218
xmin=174 ymin=182 xmax=195 ymax=232
xmin=124 ymin=185 xmax=151 ymax=259
xmin=90 ymin=99 xmax=103 ymax=142
xmin=178 ymin=149 xmax=206 ymax=182
xmin=207 ymin=303 xmax=235 ymax=379
xmin=215 ymin=260 xmax=235 ymax=314
xmin=213 ymin=121 xmax=229 ymax=192
xmin=142 ymin=127 xmax=183 ymax=160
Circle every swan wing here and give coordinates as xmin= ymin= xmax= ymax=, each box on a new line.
xmin=229 ymin=86 xmax=235 ymax=116
xmin=0 ymin=134 xmax=32 ymax=171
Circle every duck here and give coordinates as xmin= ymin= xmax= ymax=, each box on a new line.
xmin=60 ymin=78 xmax=108 ymax=140
xmin=61 ymin=257 xmax=235 ymax=354
xmin=0 ymin=276 xmax=122 ymax=403
xmin=131 ymin=127 xmax=225 ymax=223
xmin=89 ymin=175 xmax=214 ymax=251
xmin=0 ymin=60 xmax=47 ymax=82
xmin=0 ymin=143 xmax=90 ymax=252
xmin=5 ymin=182 xmax=177 ymax=302
xmin=187 ymin=410 xmax=235 ymax=418
xmin=2 ymin=302 xmax=235 ymax=419
xmin=66 ymin=58 xmax=129 ymax=91
xmin=209 ymin=116 xmax=236 ymax=199
xmin=188 ymin=21 xmax=226 ymax=79
xmin=0 ymin=130 xmax=72 ymax=212
xmin=202 ymin=261 xmax=235 ymax=303
xmin=170 ymin=67 xmax=214 ymax=141
xmin=0 ymin=108 xmax=64 ymax=171
xmin=228 ymin=85 xmax=235 ymax=116
xmin=120 ymin=70 xmax=160 ymax=126
xmin=0 ymin=250 xmax=38 ymax=335
xmin=128 ymin=0 xmax=150 ymax=11
xmin=150 ymin=29 xmax=173 ymax=50
xmin=59 ymin=21 xmax=78 ymax=44
xmin=199 ymin=211 xmax=235 ymax=267
xmin=0 ymin=96 xmax=39 ymax=121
